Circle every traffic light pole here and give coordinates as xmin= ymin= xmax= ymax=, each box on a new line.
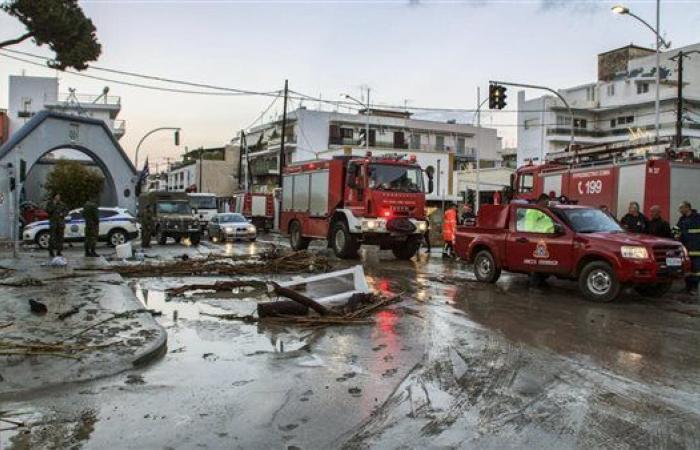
xmin=491 ymin=80 xmax=575 ymax=150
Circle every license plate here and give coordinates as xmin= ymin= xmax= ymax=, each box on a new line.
xmin=666 ymin=257 xmax=682 ymax=267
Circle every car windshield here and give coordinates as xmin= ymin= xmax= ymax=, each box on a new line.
xmin=157 ymin=201 xmax=191 ymax=214
xmin=189 ymin=196 xmax=217 ymax=209
xmin=219 ymin=214 xmax=247 ymax=223
xmin=559 ymin=208 xmax=622 ymax=233
xmin=368 ymin=164 xmax=423 ymax=193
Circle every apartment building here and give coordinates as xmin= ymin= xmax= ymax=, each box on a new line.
xmin=517 ymin=43 xmax=700 ymax=166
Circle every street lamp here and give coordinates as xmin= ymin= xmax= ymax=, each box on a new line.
xmin=134 ymin=127 xmax=181 ymax=169
xmin=342 ymin=91 xmax=371 ymax=151
xmin=612 ymin=2 xmax=671 ymax=141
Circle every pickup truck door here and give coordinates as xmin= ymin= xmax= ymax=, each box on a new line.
xmin=505 ymin=206 xmax=574 ymax=275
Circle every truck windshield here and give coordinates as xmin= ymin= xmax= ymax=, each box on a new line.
xmin=559 ymin=208 xmax=622 ymax=233
xmin=189 ymin=196 xmax=217 ymax=209
xmin=368 ymin=164 xmax=423 ymax=193
xmin=157 ymin=201 xmax=191 ymax=215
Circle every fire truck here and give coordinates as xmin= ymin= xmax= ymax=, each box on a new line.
xmin=280 ymin=153 xmax=433 ymax=260
xmin=230 ymin=192 xmax=274 ymax=231
xmin=511 ymin=139 xmax=700 ymax=221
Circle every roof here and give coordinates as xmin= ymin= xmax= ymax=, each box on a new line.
xmin=0 ymin=110 xmax=137 ymax=175
xmin=597 ymin=44 xmax=655 ymax=57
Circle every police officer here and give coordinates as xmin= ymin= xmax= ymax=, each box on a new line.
xmin=83 ymin=199 xmax=99 ymax=257
xmin=676 ymin=201 xmax=700 ymax=296
xmin=46 ymin=193 xmax=67 ymax=257
xmin=140 ymin=206 xmax=154 ymax=248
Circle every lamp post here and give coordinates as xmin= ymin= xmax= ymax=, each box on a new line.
xmin=134 ymin=127 xmax=181 ymax=169
xmin=471 ymin=90 xmax=489 ymax=212
xmin=342 ymin=89 xmax=371 ymax=151
xmin=612 ymin=2 xmax=671 ymax=142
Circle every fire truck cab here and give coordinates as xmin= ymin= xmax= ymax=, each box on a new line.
xmin=281 ymin=153 xmax=432 ymax=260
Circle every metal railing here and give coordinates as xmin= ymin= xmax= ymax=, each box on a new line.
xmin=57 ymin=92 xmax=121 ymax=105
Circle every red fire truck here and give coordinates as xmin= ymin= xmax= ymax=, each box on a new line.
xmin=280 ymin=153 xmax=433 ymax=260
xmin=230 ymin=192 xmax=274 ymax=231
xmin=511 ymin=139 xmax=700 ymax=221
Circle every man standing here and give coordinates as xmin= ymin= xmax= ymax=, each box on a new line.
xmin=676 ymin=201 xmax=700 ymax=296
xmin=460 ymin=204 xmax=476 ymax=226
xmin=620 ymin=201 xmax=648 ymax=233
xmin=83 ymin=199 xmax=100 ymax=257
xmin=140 ymin=206 xmax=154 ymax=248
xmin=442 ymin=204 xmax=457 ymax=258
xmin=647 ymin=205 xmax=672 ymax=238
xmin=46 ymin=193 xmax=67 ymax=257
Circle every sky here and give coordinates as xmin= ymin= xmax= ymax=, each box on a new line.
xmin=1 ymin=0 xmax=699 ymax=168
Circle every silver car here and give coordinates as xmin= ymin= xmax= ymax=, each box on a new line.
xmin=207 ymin=213 xmax=257 ymax=242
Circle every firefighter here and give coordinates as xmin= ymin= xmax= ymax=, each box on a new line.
xmin=620 ymin=201 xmax=648 ymax=233
xmin=140 ymin=206 xmax=154 ymax=248
xmin=647 ymin=205 xmax=672 ymax=239
xmin=83 ymin=199 xmax=100 ymax=257
xmin=442 ymin=204 xmax=458 ymax=258
xmin=676 ymin=201 xmax=700 ymax=296
xmin=46 ymin=193 xmax=67 ymax=258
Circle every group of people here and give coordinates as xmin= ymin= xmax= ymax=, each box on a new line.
xmin=45 ymin=194 xmax=100 ymax=258
xmin=616 ymin=200 xmax=700 ymax=295
xmin=418 ymin=203 xmax=475 ymax=258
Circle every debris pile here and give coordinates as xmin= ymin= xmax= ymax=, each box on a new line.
xmin=101 ymin=250 xmax=331 ymax=277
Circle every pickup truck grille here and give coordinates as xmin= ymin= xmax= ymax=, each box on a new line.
xmin=652 ymin=244 xmax=684 ymax=264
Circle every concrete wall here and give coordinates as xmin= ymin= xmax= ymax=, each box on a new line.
xmin=8 ymin=76 xmax=58 ymax=135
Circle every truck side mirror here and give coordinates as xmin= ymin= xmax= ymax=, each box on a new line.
xmin=553 ymin=222 xmax=565 ymax=235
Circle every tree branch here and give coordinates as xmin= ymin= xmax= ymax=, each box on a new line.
xmin=0 ymin=31 xmax=34 ymax=49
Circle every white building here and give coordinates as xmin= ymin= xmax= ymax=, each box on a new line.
xmin=517 ymin=43 xmax=700 ymax=166
xmin=166 ymin=146 xmax=239 ymax=197
xmin=235 ymin=107 xmax=502 ymax=201
xmin=7 ymin=75 xmax=125 ymax=140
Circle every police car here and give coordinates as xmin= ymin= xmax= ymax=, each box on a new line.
xmin=23 ymin=207 xmax=140 ymax=249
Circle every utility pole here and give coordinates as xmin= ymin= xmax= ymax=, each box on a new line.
xmin=365 ymin=87 xmax=371 ymax=151
xmin=198 ymin=147 xmax=203 ymax=193
xmin=238 ymin=130 xmax=244 ymax=190
xmin=475 ymin=86 xmax=481 ymax=212
xmin=278 ymin=79 xmax=289 ymax=188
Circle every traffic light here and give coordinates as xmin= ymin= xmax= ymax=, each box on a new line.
xmin=174 ymin=130 xmax=180 ymax=146
xmin=488 ymin=83 xmax=507 ymax=110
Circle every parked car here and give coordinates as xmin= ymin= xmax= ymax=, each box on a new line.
xmin=23 ymin=207 xmax=140 ymax=249
xmin=207 ymin=213 xmax=257 ymax=242
xmin=19 ymin=201 xmax=48 ymax=228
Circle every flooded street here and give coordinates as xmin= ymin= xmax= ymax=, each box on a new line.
xmin=2 ymin=238 xmax=700 ymax=449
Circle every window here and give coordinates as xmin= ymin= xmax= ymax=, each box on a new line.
xmin=606 ymin=84 xmax=615 ymax=97
xmin=637 ymin=83 xmax=650 ymax=94
xmin=519 ymin=174 xmax=534 ymax=193
xmin=556 ymin=116 xmax=572 ymax=127
xmin=368 ymin=164 xmax=423 ymax=193
xmin=99 ymin=209 xmax=118 ymax=219
xmin=516 ymin=208 xmax=555 ymax=234
xmin=573 ymin=119 xmax=587 ymax=129
xmin=523 ymin=119 xmax=538 ymax=130
xmin=435 ymin=135 xmax=445 ymax=151
xmin=610 ymin=119 xmax=616 ymax=128
xmin=612 ymin=116 xmax=634 ymax=127
xmin=456 ymin=137 xmax=466 ymax=153
xmin=410 ymin=134 xmax=421 ymax=149
xmin=69 ymin=212 xmax=84 ymax=221
xmin=340 ymin=128 xmax=353 ymax=139
xmin=586 ymin=86 xmax=595 ymax=102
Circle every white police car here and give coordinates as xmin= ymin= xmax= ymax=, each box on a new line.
xmin=23 ymin=207 xmax=140 ymax=249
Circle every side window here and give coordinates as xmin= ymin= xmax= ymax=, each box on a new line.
xmin=70 ymin=212 xmax=84 ymax=221
xmin=99 ymin=209 xmax=117 ymax=219
xmin=520 ymin=174 xmax=534 ymax=193
xmin=516 ymin=208 xmax=555 ymax=234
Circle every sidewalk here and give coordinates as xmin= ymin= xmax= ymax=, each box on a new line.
xmin=0 ymin=249 xmax=167 ymax=397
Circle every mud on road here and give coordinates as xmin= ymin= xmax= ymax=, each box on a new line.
xmin=1 ymin=240 xmax=699 ymax=449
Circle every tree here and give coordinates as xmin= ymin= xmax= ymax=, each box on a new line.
xmin=1 ymin=0 xmax=101 ymax=70
xmin=44 ymin=159 xmax=104 ymax=210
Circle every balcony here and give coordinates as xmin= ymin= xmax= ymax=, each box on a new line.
xmin=58 ymin=92 xmax=121 ymax=106
xmin=113 ymin=119 xmax=126 ymax=140
xmin=46 ymin=92 xmax=122 ymax=119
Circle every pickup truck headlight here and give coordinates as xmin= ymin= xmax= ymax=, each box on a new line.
xmin=621 ymin=246 xmax=649 ymax=259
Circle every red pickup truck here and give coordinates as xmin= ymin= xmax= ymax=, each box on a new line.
xmin=454 ymin=203 xmax=689 ymax=302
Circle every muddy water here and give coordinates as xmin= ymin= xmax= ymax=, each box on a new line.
xmin=2 ymin=244 xmax=700 ymax=449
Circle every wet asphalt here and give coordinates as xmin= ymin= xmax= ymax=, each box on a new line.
xmin=1 ymin=236 xmax=699 ymax=449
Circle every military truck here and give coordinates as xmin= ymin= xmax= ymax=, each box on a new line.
xmin=139 ymin=192 xmax=202 ymax=245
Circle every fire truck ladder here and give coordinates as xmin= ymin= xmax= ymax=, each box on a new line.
xmin=546 ymin=137 xmax=673 ymax=165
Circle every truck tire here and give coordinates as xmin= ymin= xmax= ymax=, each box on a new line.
xmin=634 ymin=282 xmax=672 ymax=297
xmin=289 ymin=221 xmax=310 ymax=251
xmin=189 ymin=233 xmax=201 ymax=246
xmin=392 ymin=237 xmax=421 ymax=260
xmin=331 ymin=221 xmax=359 ymax=259
xmin=473 ymin=250 xmax=501 ymax=283
xmin=579 ymin=261 xmax=620 ymax=303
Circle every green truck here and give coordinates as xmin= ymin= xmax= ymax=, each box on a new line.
xmin=139 ymin=192 xmax=202 ymax=245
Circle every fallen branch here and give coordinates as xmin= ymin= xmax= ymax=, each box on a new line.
xmin=0 ymin=322 xmax=13 ymax=330
xmin=0 ymin=350 xmax=80 ymax=360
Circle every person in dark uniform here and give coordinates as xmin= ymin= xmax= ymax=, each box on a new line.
xmin=646 ymin=205 xmax=672 ymax=238
xmin=620 ymin=201 xmax=648 ymax=233
xmin=460 ymin=204 xmax=476 ymax=226
xmin=140 ymin=207 xmax=154 ymax=248
xmin=676 ymin=201 xmax=700 ymax=296
xmin=46 ymin=193 xmax=67 ymax=257
xmin=83 ymin=200 xmax=100 ymax=257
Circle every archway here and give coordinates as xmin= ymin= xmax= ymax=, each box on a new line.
xmin=0 ymin=111 xmax=137 ymax=240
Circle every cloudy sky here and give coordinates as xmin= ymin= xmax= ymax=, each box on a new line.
xmin=1 ymin=0 xmax=698 ymax=168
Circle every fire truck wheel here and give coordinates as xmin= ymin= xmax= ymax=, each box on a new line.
xmin=634 ymin=282 xmax=672 ymax=297
xmin=473 ymin=250 xmax=501 ymax=283
xmin=331 ymin=221 xmax=359 ymax=259
xmin=392 ymin=237 xmax=421 ymax=260
xmin=579 ymin=261 xmax=620 ymax=303
xmin=289 ymin=221 xmax=310 ymax=251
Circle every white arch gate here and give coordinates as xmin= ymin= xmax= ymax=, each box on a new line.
xmin=0 ymin=111 xmax=138 ymax=242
